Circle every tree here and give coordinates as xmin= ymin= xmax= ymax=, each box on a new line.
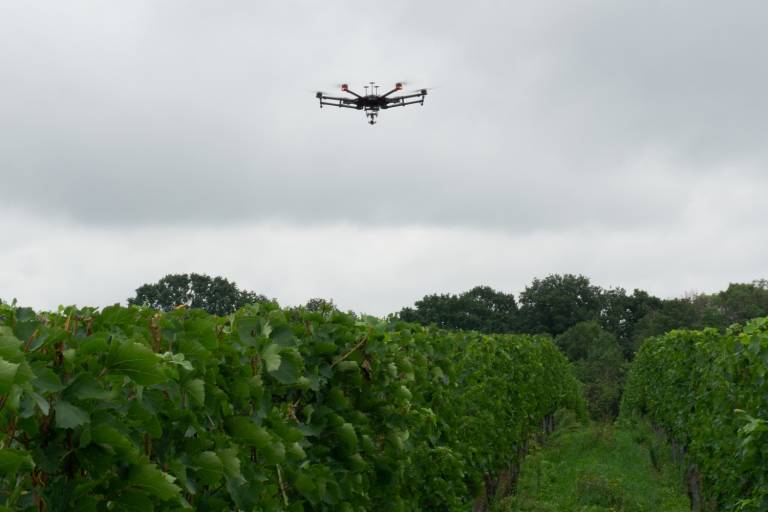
xmin=399 ymin=285 xmax=518 ymax=333
xmin=304 ymin=297 xmax=337 ymax=313
xmin=128 ymin=273 xmax=268 ymax=316
xmin=518 ymin=274 xmax=602 ymax=336
xmin=715 ymin=280 xmax=768 ymax=325
xmin=599 ymin=288 xmax=663 ymax=358
xmin=556 ymin=321 xmax=626 ymax=419
xmin=629 ymin=281 xmax=768 ymax=350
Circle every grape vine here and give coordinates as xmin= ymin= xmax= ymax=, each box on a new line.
xmin=622 ymin=317 xmax=768 ymax=511
xmin=0 ymin=302 xmax=583 ymax=511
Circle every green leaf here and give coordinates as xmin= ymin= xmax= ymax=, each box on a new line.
xmin=0 ymin=358 xmax=19 ymax=395
xmin=91 ymin=424 xmax=135 ymax=455
xmin=127 ymin=463 xmax=182 ymax=501
xmin=185 ymin=379 xmax=205 ymax=406
xmin=29 ymin=391 xmax=50 ymax=416
xmin=0 ymin=328 xmax=23 ymax=363
xmin=195 ymin=451 xmax=223 ymax=486
xmin=216 ymin=448 xmax=241 ymax=479
xmin=113 ymin=491 xmax=154 ymax=512
xmin=54 ymin=401 xmax=90 ymax=429
xmin=108 ymin=341 xmax=165 ymax=385
xmin=270 ymin=324 xmax=295 ymax=347
xmin=127 ymin=401 xmax=163 ymax=439
xmin=262 ymin=441 xmax=285 ymax=464
xmin=224 ymin=417 xmax=271 ymax=448
xmin=337 ymin=423 xmax=358 ymax=453
xmin=0 ymin=448 xmax=34 ymax=475
xmin=161 ymin=352 xmax=194 ymax=371
xmin=312 ymin=341 xmax=338 ymax=356
xmin=262 ymin=343 xmax=282 ymax=372
xmin=287 ymin=442 xmax=306 ymax=460
xmin=32 ymin=367 xmax=65 ymax=393
xmin=293 ymin=471 xmax=318 ymax=504
xmin=187 ymin=318 xmax=218 ymax=351
xmin=78 ymin=332 xmax=109 ymax=356
xmin=236 ymin=317 xmax=259 ymax=345
xmin=63 ymin=374 xmax=112 ymax=401
xmin=269 ymin=348 xmax=304 ymax=385
xmin=335 ymin=360 xmax=359 ymax=372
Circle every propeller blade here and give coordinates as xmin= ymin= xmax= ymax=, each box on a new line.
xmin=405 ymin=86 xmax=438 ymax=93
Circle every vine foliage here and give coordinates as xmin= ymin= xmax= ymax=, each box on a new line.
xmin=0 ymin=302 xmax=582 ymax=511
xmin=622 ymin=317 xmax=768 ymax=511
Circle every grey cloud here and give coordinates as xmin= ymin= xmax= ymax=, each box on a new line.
xmin=1 ymin=206 xmax=766 ymax=316
xmin=1 ymin=1 xmax=767 ymax=232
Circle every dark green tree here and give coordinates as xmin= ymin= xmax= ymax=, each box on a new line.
xmin=304 ymin=297 xmax=337 ymax=313
xmin=556 ymin=321 xmax=626 ymax=419
xmin=599 ymin=288 xmax=663 ymax=358
xmin=715 ymin=280 xmax=768 ymax=325
xmin=630 ymin=297 xmax=704 ymax=351
xmin=399 ymin=285 xmax=518 ymax=333
xmin=128 ymin=273 xmax=268 ymax=316
xmin=518 ymin=274 xmax=602 ymax=336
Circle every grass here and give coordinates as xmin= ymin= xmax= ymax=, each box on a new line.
xmin=493 ymin=414 xmax=690 ymax=512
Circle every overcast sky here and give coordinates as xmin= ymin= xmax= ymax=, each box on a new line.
xmin=1 ymin=1 xmax=766 ymax=315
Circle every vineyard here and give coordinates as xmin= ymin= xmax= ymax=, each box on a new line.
xmin=622 ymin=317 xmax=768 ymax=511
xmin=0 ymin=302 xmax=583 ymax=511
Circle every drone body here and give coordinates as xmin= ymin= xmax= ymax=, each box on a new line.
xmin=316 ymin=82 xmax=427 ymax=125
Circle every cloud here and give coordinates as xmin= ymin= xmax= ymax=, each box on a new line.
xmin=1 ymin=195 xmax=765 ymax=316
xmin=0 ymin=2 xmax=766 ymax=312
xmin=1 ymin=1 xmax=767 ymax=232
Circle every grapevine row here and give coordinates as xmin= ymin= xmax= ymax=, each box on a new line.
xmin=0 ymin=302 xmax=583 ymax=511
xmin=621 ymin=317 xmax=768 ymax=511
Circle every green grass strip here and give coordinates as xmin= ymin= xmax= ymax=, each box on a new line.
xmin=496 ymin=416 xmax=689 ymax=512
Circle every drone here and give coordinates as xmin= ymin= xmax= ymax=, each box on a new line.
xmin=315 ymin=82 xmax=428 ymax=125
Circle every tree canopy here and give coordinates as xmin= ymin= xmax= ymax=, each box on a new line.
xmin=517 ymin=274 xmax=602 ymax=336
xmin=399 ymin=276 xmax=768 ymax=359
xmin=128 ymin=273 xmax=268 ymax=316
xmin=399 ymin=285 xmax=518 ymax=333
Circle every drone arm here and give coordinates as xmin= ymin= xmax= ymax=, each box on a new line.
xmin=320 ymin=101 xmax=361 ymax=109
xmin=382 ymin=91 xmax=427 ymax=109
xmin=380 ymin=87 xmax=400 ymax=98
xmin=344 ymin=89 xmax=363 ymax=99
xmin=317 ymin=93 xmax=355 ymax=102
xmin=381 ymin=99 xmax=425 ymax=109
xmin=386 ymin=90 xmax=427 ymax=103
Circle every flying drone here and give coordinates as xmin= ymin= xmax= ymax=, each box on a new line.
xmin=315 ymin=82 xmax=428 ymax=125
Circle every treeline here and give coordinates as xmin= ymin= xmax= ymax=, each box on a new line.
xmin=400 ymin=275 xmax=768 ymax=357
xmin=0 ymin=302 xmax=583 ymax=511
xmin=621 ymin=317 xmax=768 ymax=511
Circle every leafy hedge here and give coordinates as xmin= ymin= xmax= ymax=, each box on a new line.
xmin=0 ymin=302 xmax=582 ymax=511
xmin=621 ymin=317 xmax=768 ymax=511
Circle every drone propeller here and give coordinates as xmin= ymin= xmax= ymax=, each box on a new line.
xmin=329 ymin=82 xmax=354 ymax=91
xmin=404 ymin=86 xmax=438 ymax=93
